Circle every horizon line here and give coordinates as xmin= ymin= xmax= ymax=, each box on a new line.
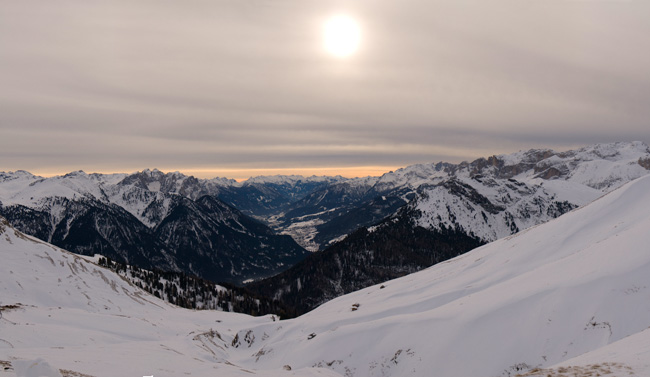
xmin=11 ymin=165 xmax=407 ymax=182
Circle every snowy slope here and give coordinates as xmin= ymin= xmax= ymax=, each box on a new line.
xmin=0 ymin=170 xmax=125 ymax=208
xmin=520 ymin=328 xmax=650 ymax=377
xmin=230 ymin=174 xmax=650 ymax=377
xmin=0 ymin=217 xmax=337 ymax=377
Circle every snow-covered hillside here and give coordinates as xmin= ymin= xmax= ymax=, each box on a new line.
xmin=0 ymin=217 xmax=335 ymax=377
xmin=3 ymin=173 xmax=650 ymax=376
xmin=235 ymin=174 xmax=650 ymax=376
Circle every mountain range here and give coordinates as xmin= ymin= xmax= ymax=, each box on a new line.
xmin=248 ymin=141 xmax=650 ymax=312
xmin=0 ymin=170 xmax=309 ymax=284
xmin=1 ymin=141 xmax=649 ymax=291
xmin=2 ymin=169 xmax=650 ymax=376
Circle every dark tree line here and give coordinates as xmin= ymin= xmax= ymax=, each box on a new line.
xmin=97 ymin=256 xmax=297 ymax=318
xmin=247 ymin=210 xmax=484 ymax=315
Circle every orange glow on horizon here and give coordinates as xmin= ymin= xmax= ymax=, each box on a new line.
xmin=177 ymin=166 xmax=402 ymax=181
xmin=26 ymin=166 xmax=403 ymax=181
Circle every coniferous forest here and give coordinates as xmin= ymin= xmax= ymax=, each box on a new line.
xmin=97 ymin=256 xmax=297 ymax=318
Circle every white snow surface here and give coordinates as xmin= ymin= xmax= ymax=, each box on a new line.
xmin=3 ymin=174 xmax=650 ymax=376
xmin=0 ymin=171 xmax=111 ymax=208
xmin=0 ymin=217 xmax=338 ymax=377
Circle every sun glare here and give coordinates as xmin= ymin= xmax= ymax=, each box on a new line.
xmin=323 ymin=15 xmax=361 ymax=58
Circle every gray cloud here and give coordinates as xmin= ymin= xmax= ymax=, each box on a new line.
xmin=1 ymin=0 xmax=649 ymax=177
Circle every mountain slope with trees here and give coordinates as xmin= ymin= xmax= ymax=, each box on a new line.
xmin=248 ymin=142 xmax=650 ymax=313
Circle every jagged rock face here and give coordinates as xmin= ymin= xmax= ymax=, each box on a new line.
xmin=412 ymin=176 xmax=577 ymax=242
xmin=119 ymin=169 xmax=187 ymax=194
xmin=466 ymin=149 xmax=556 ymax=179
xmin=639 ymin=157 xmax=650 ymax=170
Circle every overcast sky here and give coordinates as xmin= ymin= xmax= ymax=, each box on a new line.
xmin=1 ymin=0 xmax=649 ymax=180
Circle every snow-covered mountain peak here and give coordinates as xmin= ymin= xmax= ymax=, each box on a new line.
xmin=342 ymin=175 xmax=380 ymax=188
xmin=0 ymin=170 xmax=110 ymax=208
xmin=368 ymin=142 xmax=649 ymax=194
xmin=386 ymin=141 xmax=650 ymax=247
xmin=449 ymin=141 xmax=650 ymax=184
xmin=495 ymin=148 xmax=556 ymax=167
xmin=0 ymin=171 xmax=42 ymax=206
xmin=372 ymin=163 xmax=448 ymax=192
xmin=525 ymin=141 xmax=650 ymax=190
xmin=115 ymin=169 xmax=240 ymax=200
xmin=2 ymin=141 xmax=649 ymax=281
xmin=62 ymin=169 xmax=88 ymax=178
xmin=558 ymin=140 xmax=650 ymax=160
xmin=462 ymin=141 xmax=650 ymax=188
xmin=118 ymin=168 xmax=189 ymax=192
xmin=0 ymin=170 xmax=39 ymax=181
xmin=141 ymin=167 xmax=162 ymax=174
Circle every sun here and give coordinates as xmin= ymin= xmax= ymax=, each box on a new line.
xmin=323 ymin=15 xmax=361 ymax=58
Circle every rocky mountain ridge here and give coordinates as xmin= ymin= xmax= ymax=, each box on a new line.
xmin=0 ymin=171 xmax=310 ymax=284
xmin=247 ymin=141 xmax=650 ymax=312
xmin=1 ymin=141 xmax=649 ymax=287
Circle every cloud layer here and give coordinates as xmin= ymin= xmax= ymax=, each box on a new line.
xmin=2 ymin=0 xmax=649 ymax=179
